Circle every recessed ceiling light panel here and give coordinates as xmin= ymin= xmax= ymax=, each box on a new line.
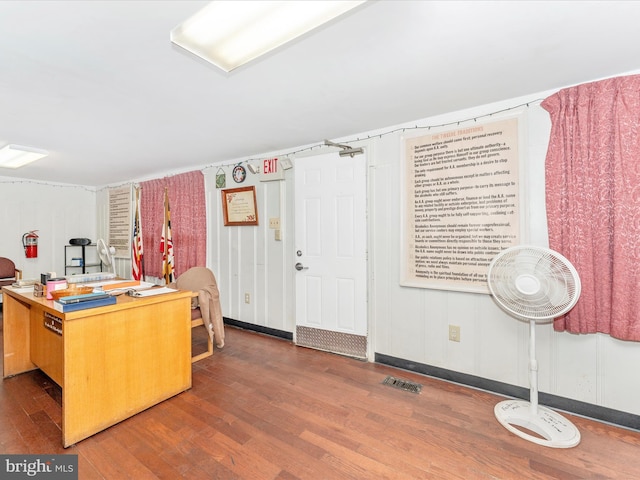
xmin=171 ymin=1 xmax=365 ymax=72
xmin=0 ymin=144 xmax=48 ymax=168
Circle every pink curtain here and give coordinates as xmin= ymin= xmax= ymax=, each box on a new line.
xmin=140 ymin=170 xmax=206 ymax=280
xmin=140 ymin=178 xmax=164 ymax=278
xmin=167 ymin=171 xmax=206 ymax=276
xmin=542 ymin=74 xmax=640 ymax=341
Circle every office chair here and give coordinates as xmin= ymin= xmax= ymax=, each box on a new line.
xmin=0 ymin=257 xmax=22 ymax=289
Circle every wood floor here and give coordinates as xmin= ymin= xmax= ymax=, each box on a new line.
xmin=2 ymin=316 xmax=640 ymax=479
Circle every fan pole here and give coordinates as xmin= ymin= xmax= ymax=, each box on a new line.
xmin=528 ymin=319 xmax=538 ymax=416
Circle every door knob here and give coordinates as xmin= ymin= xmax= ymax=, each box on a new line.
xmin=295 ymin=262 xmax=308 ymax=271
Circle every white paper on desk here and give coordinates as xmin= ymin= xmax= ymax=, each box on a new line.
xmin=131 ymin=287 xmax=177 ymax=297
xmin=6 ymin=286 xmax=34 ymax=293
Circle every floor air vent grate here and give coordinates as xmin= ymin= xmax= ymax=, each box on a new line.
xmin=382 ymin=376 xmax=422 ymax=394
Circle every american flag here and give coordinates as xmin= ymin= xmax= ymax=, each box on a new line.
xmin=131 ymin=187 xmax=144 ymax=280
xmin=160 ymin=189 xmax=175 ymax=284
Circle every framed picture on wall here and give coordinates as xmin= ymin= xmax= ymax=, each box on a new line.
xmin=221 ymin=186 xmax=259 ymax=226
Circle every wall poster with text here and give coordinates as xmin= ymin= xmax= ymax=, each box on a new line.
xmin=108 ymin=185 xmax=132 ymax=258
xmin=400 ymin=116 xmax=521 ymax=293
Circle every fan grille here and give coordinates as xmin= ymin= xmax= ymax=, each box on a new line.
xmin=487 ymin=246 xmax=581 ymax=320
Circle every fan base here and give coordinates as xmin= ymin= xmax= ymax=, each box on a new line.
xmin=495 ymin=399 xmax=580 ymax=448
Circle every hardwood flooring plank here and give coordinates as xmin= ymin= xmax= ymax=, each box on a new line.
xmin=236 ymin=424 xmax=346 ymax=479
xmin=116 ymin=421 xmax=218 ymax=480
xmin=192 ymin=430 xmax=282 ymax=480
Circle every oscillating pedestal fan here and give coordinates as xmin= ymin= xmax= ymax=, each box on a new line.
xmin=487 ymin=245 xmax=581 ymax=448
xmin=96 ymin=238 xmax=117 ymax=275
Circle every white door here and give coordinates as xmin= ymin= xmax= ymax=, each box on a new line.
xmin=294 ymin=152 xmax=367 ymax=357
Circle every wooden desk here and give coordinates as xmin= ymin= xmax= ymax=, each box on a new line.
xmin=2 ymin=286 xmax=192 ymax=447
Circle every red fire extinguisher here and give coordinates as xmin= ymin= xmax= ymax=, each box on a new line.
xmin=22 ymin=230 xmax=39 ymax=258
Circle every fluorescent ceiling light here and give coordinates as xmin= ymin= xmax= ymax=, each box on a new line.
xmin=171 ymin=1 xmax=365 ymax=72
xmin=0 ymin=144 xmax=48 ymax=168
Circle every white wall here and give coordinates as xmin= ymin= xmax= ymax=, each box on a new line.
xmin=0 ymin=177 xmax=96 ymax=280
xmin=204 ymin=171 xmax=296 ymax=333
xmin=367 ymin=95 xmax=618 ymax=407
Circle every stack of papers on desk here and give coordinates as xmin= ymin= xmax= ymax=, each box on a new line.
xmin=127 ymin=287 xmax=177 ymax=297
xmin=7 ymin=285 xmax=36 ymax=294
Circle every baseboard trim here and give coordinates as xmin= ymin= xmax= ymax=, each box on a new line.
xmin=375 ymin=352 xmax=640 ymax=432
xmin=223 ymin=317 xmax=293 ymax=341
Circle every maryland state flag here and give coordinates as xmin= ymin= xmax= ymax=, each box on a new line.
xmin=160 ymin=188 xmax=175 ymax=284
xmin=131 ymin=187 xmax=144 ymax=280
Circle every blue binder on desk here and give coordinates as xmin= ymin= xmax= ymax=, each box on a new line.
xmin=57 ymin=292 xmax=110 ymax=304
xmin=53 ymin=295 xmax=116 ymax=313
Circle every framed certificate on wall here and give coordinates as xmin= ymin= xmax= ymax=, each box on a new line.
xmin=221 ymin=186 xmax=259 ymax=226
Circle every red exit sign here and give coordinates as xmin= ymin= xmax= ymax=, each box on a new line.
xmin=263 ymin=157 xmax=278 ymax=174
xmin=260 ymin=157 xmax=284 ymax=181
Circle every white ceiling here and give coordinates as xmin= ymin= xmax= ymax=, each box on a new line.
xmin=1 ymin=1 xmax=640 ymax=187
